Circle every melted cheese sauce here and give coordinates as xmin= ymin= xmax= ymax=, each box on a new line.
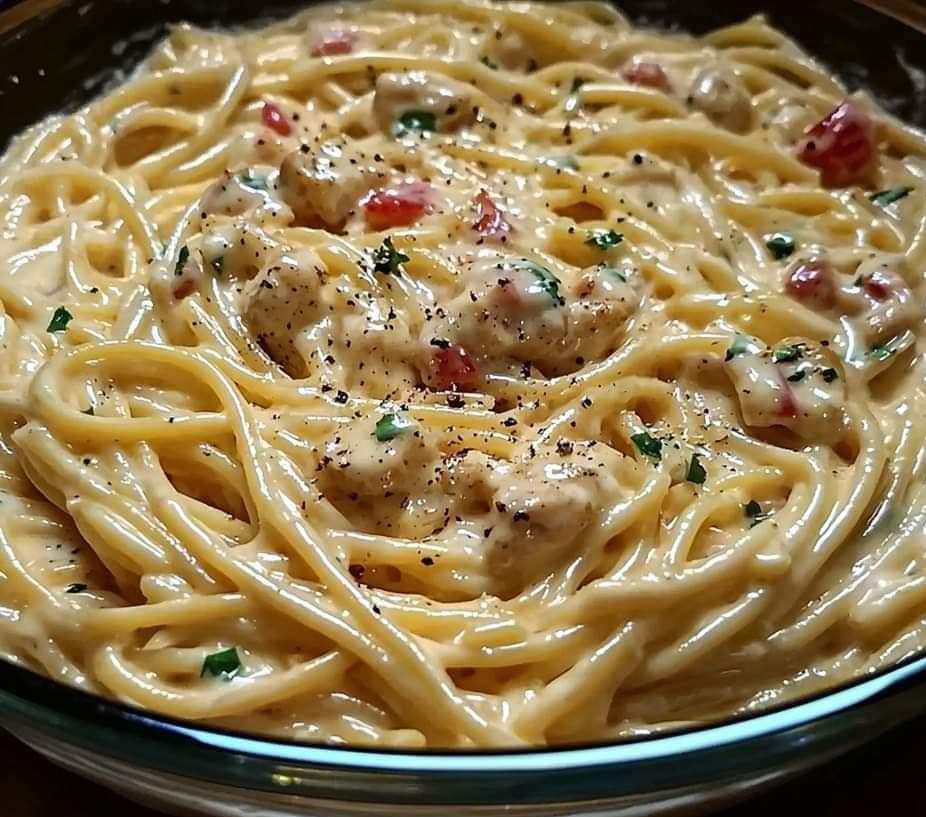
xmin=0 ymin=0 xmax=924 ymax=747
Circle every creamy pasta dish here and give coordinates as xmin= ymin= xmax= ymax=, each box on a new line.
xmin=0 ymin=0 xmax=925 ymax=748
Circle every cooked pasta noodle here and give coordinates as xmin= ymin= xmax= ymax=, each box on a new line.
xmin=0 ymin=0 xmax=924 ymax=747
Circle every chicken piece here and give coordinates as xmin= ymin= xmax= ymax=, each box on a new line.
xmin=688 ymin=64 xmax=753 ymax=133
xmin=568 ymin=261 xmax=641 ymax=362
xmin=422 ymin=254 xmax=570 ymax=380
xmin=723 ymin=336 xmax=847 ymax=444
xmin=444 ymin=443 xmax=625 ymax=598
xmin=335 ymin=298 xmax=419 ymax=397
xmin=317 ymin=413 xmax=446 ymax=536
xmin=243 ymin=248 xmax=326 ymax=377
xmin=839 ymin=256 xmax=919 ymax=345
xmin=278 ymin=141 xmax=383 ymax=229
xmin=201 ymin=170 xmax=286 ymax=219
xmin=422 ymin=254 xmax=640 ymax=384
xmin=373 ymin=71 xmax=476 ymax=135
xmin=785 ymin=253 xmax=921 ymax=355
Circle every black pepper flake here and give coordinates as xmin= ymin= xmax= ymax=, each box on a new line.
xmin=334 ymin=390 xmax=349 ymax=404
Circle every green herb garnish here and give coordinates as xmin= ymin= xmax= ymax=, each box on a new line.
xmin=870 ymin=186 xmax=913 ymax=207
xmin=631 ymin=431 xmax=662 ymax=462
xmin=211 ymin=255 xmax=225 ymax=275
xmin=585 ymin=229 xmax=624 ymax=251
xmin=371 ymin=237 xmax=410 ymax=275
xmin=238 ymin=173 xmax=268 ymax=191
xmin=201 ymin=647 xmax=241 ymax=680
xmin=174 ymin=245 xmax=189 ymax=277
xmin=868 ymin=344 xmax=895 ymax=362
xmin=514 ymin=260 xmax=565 ymax=306
xmin=480 ymin=55 xmax=498 ymax=69
xmin=765 ymin=232 xmax=795 ymax=260
xmin=47 ymin=306 xmax=73 ymax=333
xmin=686 ymin=453 xmax=706 ymax=485
xmin=744 ymin=499 xmax=766 ymax=526
xmin=821 ymin=367 xmax=839 ymax=383
xmin=395 ymin=110 xmax=436 ymax=137
xmin=724 ymin=334 xmax=754 ymax=362
xmin=773 ymin=344 xmax=802 ymax=363
xmin=374 ymin=413 xmax=414 ymax=442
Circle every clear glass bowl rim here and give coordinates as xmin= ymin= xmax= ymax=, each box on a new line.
xmin=0 ymin=0 xmax=926 ymax=806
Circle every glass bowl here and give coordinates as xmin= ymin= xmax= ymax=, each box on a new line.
xmin=1 ymin=1 xmax=926 ymax=815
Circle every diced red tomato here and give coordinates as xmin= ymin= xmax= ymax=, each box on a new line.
xmin=430 ymin=343 xmax=480 ymax=391
xmin=311 ymin=30 xmax=355 ymax=57
xmin=622 ymin=60 xmax=669 ymax=90
xmin=363 ymin=182 xmax=432 ymax=230
xmin=173 ymin=278 xmax=197 ymax=300
xmin=774 ymin=371 xmax=798 ymax=419
xmin=785 ymin=260 xmax=837 ymax=309
xmin=261 ymin=102 xmax=291 ymax=136
xmin=796 ymin=101 xmax=877 ymax=187
xmin=862 ymin=270 xmax=892 ymax=301
xmin=472 ymin=190 xmax=511 ymax=239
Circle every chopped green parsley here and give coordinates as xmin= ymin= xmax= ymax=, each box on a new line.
xmin=201 ymin=647 xmax=241 ymax=680
xmin=174 ymin=245 xmax=189 ymax=277
xmin=585 ymin=229 xmax=624 ymax=251
xmin=238 ymin=173 xmax=268 ymax=191
xmin=631 ymin=431 xmax=662 ymax=462
xmin=372 ymin=237 xmax=410 ymax=275
xmin=47 ymin=306 xmax=73 ymax=333
xmin=744 ymin=499 xmax=767 ymax=527
xmin=374 ymin=413 xmax=415 ymax=442
xmin=869 ymin=186 xmax=913 ymax=207
xmin=515 ymin=260 xmax=565 ymax=306
xmin=868 ymin=344 xmax=895 ymax=362
xmin=686 ymin=453 xmax=706 ymax=485
xmin=773 ymin=344 xmax=803 ymax=363
xmin=724 ymin=334 xmax=755 ymax=361
xmin=765 ymin=232 xmax=795 ymax=260
xmin=395 ymin=110 xmax=436 ymax=137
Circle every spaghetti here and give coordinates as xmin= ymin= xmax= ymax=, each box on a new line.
xmin=0 ymin=0 xmax=924 ymax=747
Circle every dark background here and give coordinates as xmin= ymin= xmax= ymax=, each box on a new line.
xmin=2 ymin=0 xmax=926 ymax=814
